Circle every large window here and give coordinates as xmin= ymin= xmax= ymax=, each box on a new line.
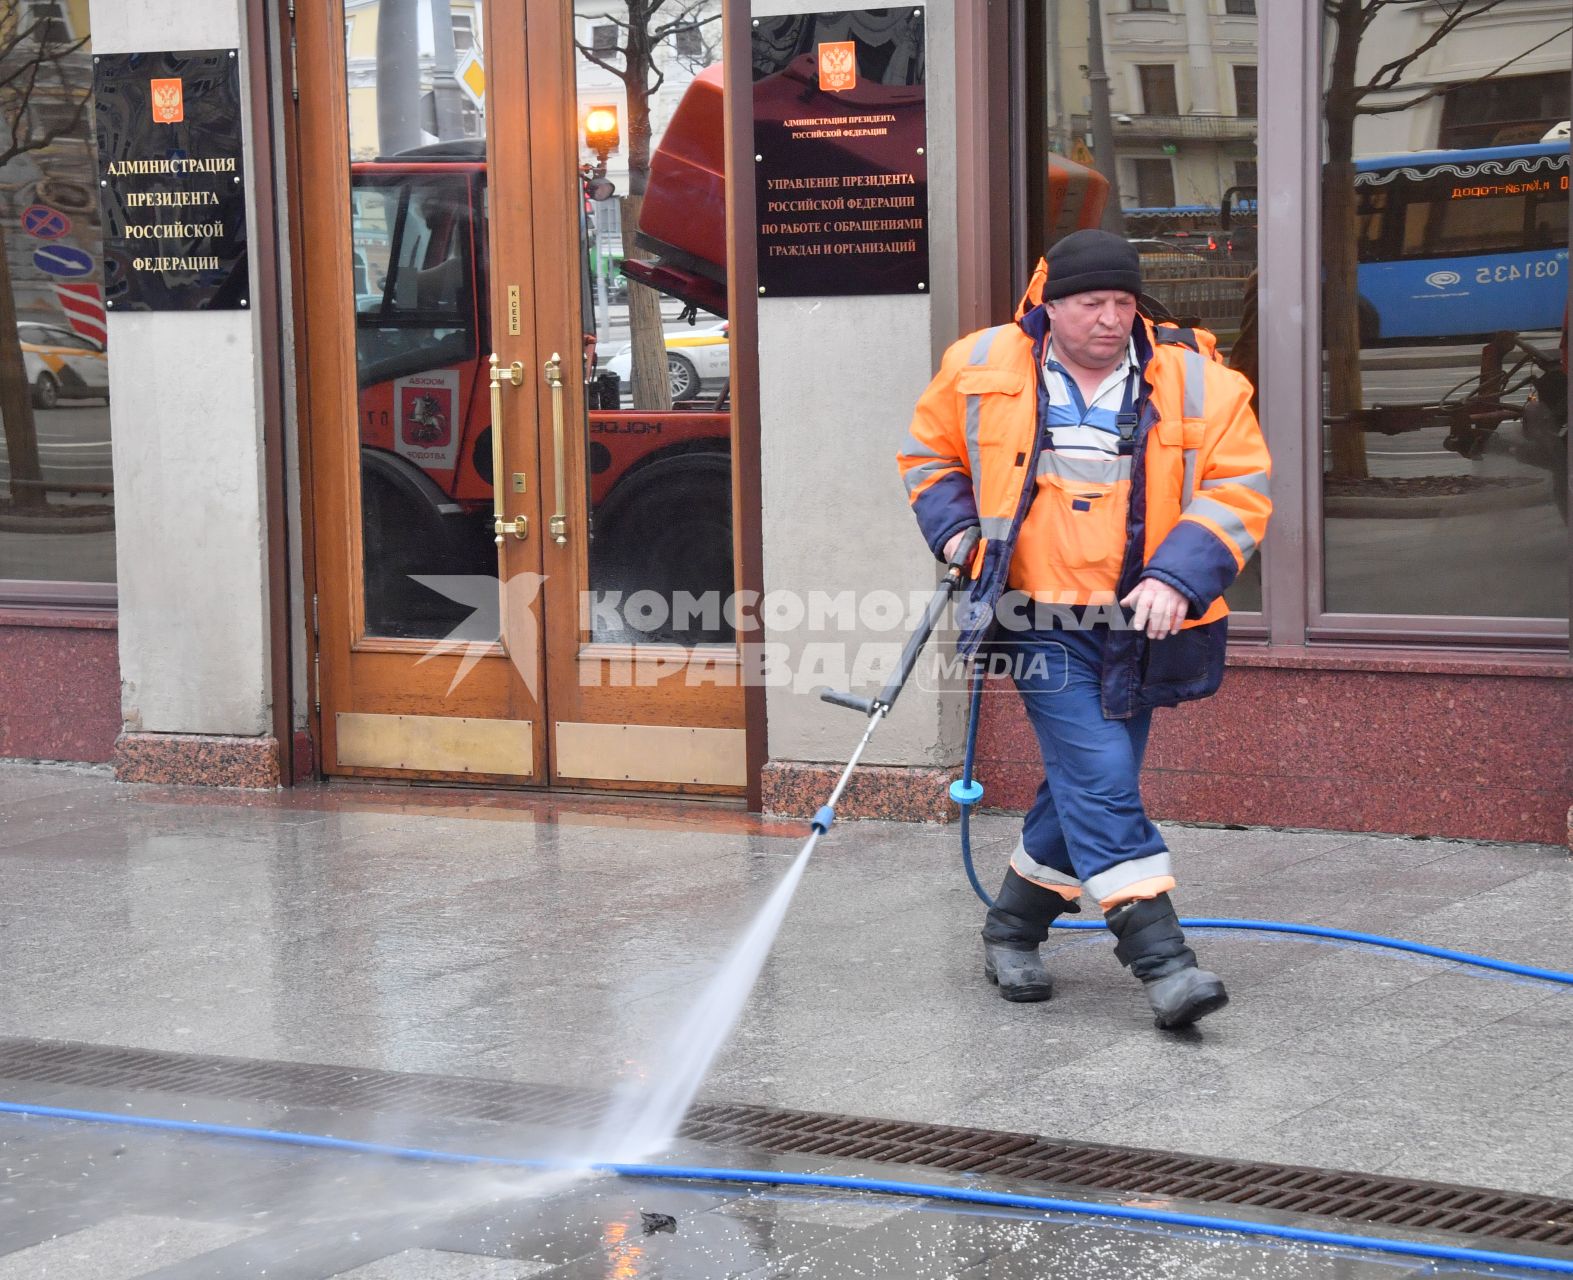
xmin=0 ymin=7 xmax=110 ymax=601
xmin=1232 ymin=64 xmax=1256 ymax=118
xmin=1320 ymin=3 xmax=1570 ymax=626
xmin=1024 ymin=4 xmax=1568 ymax=644
xmin=1132 ymin=157 xmax=1176 ymax=207
xmin=1438 ymin=71 xmax=1570 ymax=150
xmin=1029 ymin=2 xmax=1261 ymax=614
xmin=673 ymin=24 xmax=703 ymax=59
xmin=24 ymin=1 xmax=72 ymax=44
xmin=1137 ymin=64 xmax=1179 ymax=116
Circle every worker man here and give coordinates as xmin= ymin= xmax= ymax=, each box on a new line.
xmin=898 ymin=230 xmax=1271 ymax=1029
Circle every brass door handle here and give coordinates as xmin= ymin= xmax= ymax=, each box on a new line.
xmin=545 ymin=353 xmax=568 ymax=545
xmin=489 ymin=353 xmax=527 ymax=545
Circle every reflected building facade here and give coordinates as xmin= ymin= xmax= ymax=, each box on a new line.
xmin=0 ymin=0 xmax=109 ymax=591
xmin=1321 ymin=0 xmax=1569 ymax=621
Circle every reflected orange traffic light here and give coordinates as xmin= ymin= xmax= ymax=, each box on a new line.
xmin=585 ymin=105 xmax=620 ymax=160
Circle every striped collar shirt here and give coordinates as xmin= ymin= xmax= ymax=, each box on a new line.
xmin=1041 ymin=339 xmax=1139 ymax=457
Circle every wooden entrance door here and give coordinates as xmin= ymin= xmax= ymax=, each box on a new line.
xmin=294 ymin=0 xmax=743 ymax=793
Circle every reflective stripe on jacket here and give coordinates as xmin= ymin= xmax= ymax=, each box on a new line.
xmin=897 ymin=258 xmax=1272 ymax=717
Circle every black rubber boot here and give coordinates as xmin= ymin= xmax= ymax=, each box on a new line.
xmin=1104 ymin=893 xmax=1228 ymax=1029
xmin=981 ymin=870 xmax=1080 ymax=1003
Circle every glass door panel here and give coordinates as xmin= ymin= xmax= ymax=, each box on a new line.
xmin=345 ymin=0 xmax=498 ymax=642
xmin=570 ymin=3 xmax=734 ymax=649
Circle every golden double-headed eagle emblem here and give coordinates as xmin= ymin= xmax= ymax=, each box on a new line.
xmin=818 ymin=42 xmax=856 ymax=92
xmin=151 ymin=78 xmax=184 ymax=124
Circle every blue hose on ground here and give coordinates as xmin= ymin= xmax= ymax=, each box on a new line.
xmin=950 ymin=664 xmax=1573 ymax=988
xmin=2 ymin=1100 xmax=1572 ymax=1276
xmin=1044 ymin=916 xmax=1573 ymax=985
xmin=951 ymin=662 xmax=991 ymax=906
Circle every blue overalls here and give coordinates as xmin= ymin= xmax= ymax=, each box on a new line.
xmin=993 ymin=356 xmax=1174 ymax=910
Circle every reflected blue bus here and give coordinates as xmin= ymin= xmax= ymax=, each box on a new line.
xmin=1354 ymin=141 xmax=1569 ymax=344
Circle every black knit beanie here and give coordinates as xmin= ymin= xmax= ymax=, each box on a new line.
xmin=1043 ymin=229 xmax=1142 ymax=301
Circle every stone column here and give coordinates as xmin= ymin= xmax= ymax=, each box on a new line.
xmin=754 ymin=0 xmax=976 ymax=822
xmin=92 ymin=0 xmax=280 ymax=786
xmin=1184 ymin=0 xmax=1220 ymax=115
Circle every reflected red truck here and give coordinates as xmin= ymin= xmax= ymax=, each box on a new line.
xmin=349 ymin=134 xmax=730 ymax=589
xmin=620 ymin=63 xmax=726 ymax=315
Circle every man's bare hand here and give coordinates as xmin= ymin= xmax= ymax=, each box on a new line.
xmin=1121 ymin=578 xmax=1188 ymax=640
xmin=943 ymin=530 xmax=970 ymax=564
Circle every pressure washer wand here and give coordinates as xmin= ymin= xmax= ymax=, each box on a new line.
xmin=808 ymin=527 xmax=981 ymax=842
xmin=800 ymin=704 xmax=888 ymax=850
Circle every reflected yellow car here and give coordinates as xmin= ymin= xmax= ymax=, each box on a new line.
xmin=18 ymin=322 xmax=109 ymax=409
xmin=605 ymin=322 xmax=729 ymax=402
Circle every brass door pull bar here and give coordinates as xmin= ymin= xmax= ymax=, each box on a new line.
xmin=489 ymin=353 xmax=528 ymax=543
xmin=545 ymin=353 xmax=568 ymax=545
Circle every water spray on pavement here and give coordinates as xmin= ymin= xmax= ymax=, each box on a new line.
xmin=583 ymin=530 xmax=983 ymax=1166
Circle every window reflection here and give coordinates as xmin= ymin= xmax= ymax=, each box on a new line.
xmin=353 ymin=175 xmax=477 ymax=379
xmin=1321 ymin=1 xmax=1570 ymax=618
xmin=574 ymin=0 xmax=734 ymax=646
xmin=345 ymin=1 xmax=495 ymax=640
xmin=1031 ymin=1 xmax=1262 ymax=610
xmin=0 ymin=5 xmax=110 ymax=589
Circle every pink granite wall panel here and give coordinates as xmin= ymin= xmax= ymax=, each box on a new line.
xmin=114 ymin=733 xmax=281 ymax=788
xmin=976 ymin=664 xmax=1573 ymax=845
xmin=0 ymin=624 xmax=120 ymax=763
xmin=762 ymin=761 xmax=960 ymax=824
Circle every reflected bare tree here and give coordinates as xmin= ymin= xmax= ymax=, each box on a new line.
xmin=0 ymin=3 xmax=90 ymax=513
xmin=1322 ymin=0 xmax=1569 ymax=479
xmin=576 ymin=0 xmax=720 ymax=411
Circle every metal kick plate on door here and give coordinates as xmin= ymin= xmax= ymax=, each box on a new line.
xmin=337 ymin=713 xmax=534 ymax=776
xmin=554 ymin=722 xmax=747 ymax=786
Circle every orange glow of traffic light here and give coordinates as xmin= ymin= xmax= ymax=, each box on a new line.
xmin=585 ymin=106 xmax=620 ymax=156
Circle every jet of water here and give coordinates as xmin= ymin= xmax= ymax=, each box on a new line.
xmin=584 ymin=844 xmax=814 ymax=1165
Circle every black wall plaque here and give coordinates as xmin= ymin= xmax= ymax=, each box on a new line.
xmin=753 ymin=9 xmax=927 ymax=298
xmin=94 ymin=49 xmax=248 ymax=311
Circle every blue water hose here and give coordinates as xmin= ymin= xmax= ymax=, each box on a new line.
xmin=1045 ymin=916 xmax=1573 ymax=985
xmin=950 ymin=662 xmax=990 ymax=905
xmin=1 ymin=1100 xmax=1570 ymax=1276
xmin=950 ymin=663 xmax=1573 ymax=987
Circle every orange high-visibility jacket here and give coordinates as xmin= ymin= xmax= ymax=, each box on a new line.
xmin=898 ymin=261 xmax=1272 ymax=716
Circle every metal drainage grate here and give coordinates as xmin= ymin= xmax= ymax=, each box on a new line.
xmin=1 ymin=1037 xmax=1570 ymax=1248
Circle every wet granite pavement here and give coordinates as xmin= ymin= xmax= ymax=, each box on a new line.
xmin=1 ymin=1093 xmax=1564 ymax=1279
xmin=1 ymin=761 xmax=1570 ymax=1277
